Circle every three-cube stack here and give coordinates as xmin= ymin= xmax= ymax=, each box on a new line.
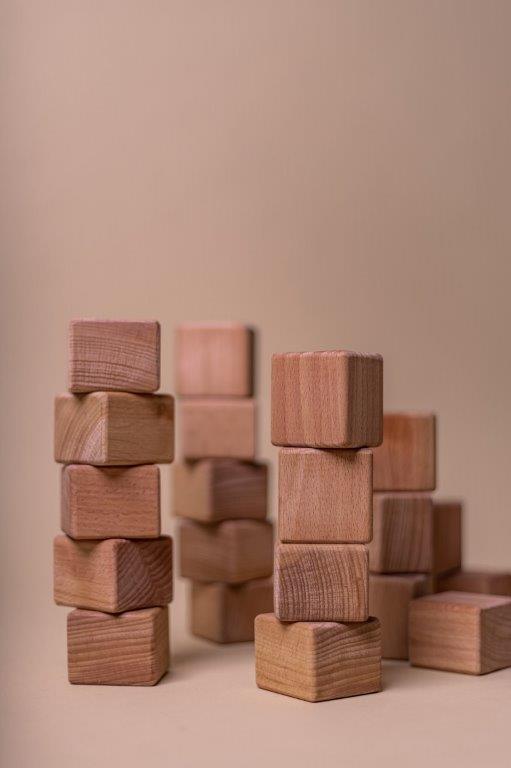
xmin=53 ymin=320 xmax=174 ymax=685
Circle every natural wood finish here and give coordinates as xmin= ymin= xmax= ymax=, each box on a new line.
xmin=271 ymin=350 xmax=383 ymax=448
xmin=54 ymin=535 xmax=173 ymax=612
xmin=255 ymin=613 xmax=381 ymax=702
xmin=61 ymin=464 xmax=160 ymax=539
xmin=180 ymin=398 xmax=255 ymax=460
xmin=409 ymin=591 xmax=511 ymax=674
xmin=54 ymin=392 xmax=174 ymax=465
xmin=67 ymin=606 xmax=169 ymax=685
xmin=278 ymin=448 xmax=372 ymax=543
xmin=369 ymin=494 xmax=433 ymax=573
xmin=436 ymin=570 xmax=511 ymax=596
xmin=372 ymin=412 xmax=436 ymax=491
xmin=274 ymin=543 xmax=369 ymax=622
xmin=190 ymin=578 xmax=273 ymax=643
xmin=432 ymin=500 xmax=462 ymax=575
xmin=68 ymin=319 xmax=160 ymax=393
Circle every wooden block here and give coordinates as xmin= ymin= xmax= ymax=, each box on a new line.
xmin=274 ymin=543 xmax=369 ymax=622
xmin=436 ymin=570 xmax=511 ymax=596
xmin=372 ymin=413 xmax=436 ymax=491
xmin=190 ymin=578 xmax=273 ymax=643
xmin=180 ymin=398 xmax=255 ymax=460
xmin=369 ymin=574 xmax=433 ymax=659
xmin=278 ymin=448 xmax=372 ymax=543
xmin=173 ymin=459 xmax=267 ymax=523
xmin=271 ymin=350 xmax=383 ymax=448
xmin=175 ymin=323 xmax=253 ymax=396
xmin=67 ymin=606 xmax=169 ymax=685
xmin=68 ymin=319 xmax=160 ymax=393
xmin=179 ymin=519 xmax=273 ymax=583
xmin=54 ymin=535 xmax=173 ymax=612
xmin=61 ymin=464 xmax=160 ymax=539
xmin=432 ymin=500 xmax=462 ymax=575
xmin=410 ymin=591 xmax=511 ymax=674
xmin=54 ymin=392 xmax=174 ymax=465
xmin=369 ymin=494 xmax=433 ymax=573
xmin=255 ymin=613 xmax=381 ymax=702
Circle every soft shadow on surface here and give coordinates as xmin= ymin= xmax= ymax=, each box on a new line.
xmin=158 ymin=637 xmax=254 ymax=684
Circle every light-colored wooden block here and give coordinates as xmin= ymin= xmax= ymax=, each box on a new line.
xmin=54 ymin=535 xmax=173 ymax=612
xmin=67 ymin=606 xmax=169 ymax=685
xmin=175 ymin=323 xmax=253 ymax=396
xmin=190 ymin=578 xmax=273 ymax=643
xmin=433 ymin=500 xmax=462 ymax=575
xmin=372 ymin=412 xmax=436 ymax=491
xmin=255 ymin=613 xmax=381 ymax=702
xmin=68 ymin=319 xmax=160 ymax=393
xmin=54 ymin=392 xmax=174 ymax=465
xmin=271 ymin=350 xmax=383 ymax=448
xmin=180 ymin=398 xmax=255 ymax=460
xmin=274 ymin=543 xmax=369 ymax=622
xmin=173 ymin=459 xmax=267 ymax=523
xmin=179 ymin=519 xmax=273 ymax=583
xmin=436 ymin=570 xmax=511 ymax=596
xmin=410 ymin=591 xmax=511 ymax=674
xmin=61 ymin=464 xmax=160 ymax=539
xmin=369 ymin=574 xmax=433 ymax=659
xmin=278 ymin=448 xmax=372 ymax=543
xmin=369 ymin=494 xmax=433 ymax=573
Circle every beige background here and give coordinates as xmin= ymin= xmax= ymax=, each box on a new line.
xmin=1 ymin=2 xmax=510 ymax=766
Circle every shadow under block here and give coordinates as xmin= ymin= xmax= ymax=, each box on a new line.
xmin=179 ymin=520 xmax=273 ymax=583
xmin=54 ymin=392 xmax=174 ymax=465
xmin=372 ymin=412 xmax=436 ymax=491
xmin=278 ymin=448 xmax=372 ymax=543
xmin=369 ymin=494 xmax=433 ymax=573
xmin=436 ymin=570 xmax=511 ymax=596
xmin=61 ymin=464 xmax=160 ymax=539
xmin=175 ymin=323 xmax=253 ymax=396
xmin=68 ymin=319 xmax=160 ymax=393
xmin=67 ymin=606 xmax=169 ymax=685
xmin=271 ymin=350 xmax=383 ymax=449
xmin=255 ymin=614 xmax=382 ymax=702
xmin=180 ymin=398 xmax=255 ymax=460
xmin=173 ymin=459 xmax=267 ymax=523
xmin=432 ymin=500 xmax=462 ymax=575
xmin=54 ymin=535 xmax=173 ymax=612
xmin=274 ymin=543 xmax=369 ymax=622
xmin=409 ymin=592 xmax=511 ymax=674
xmin=190 ymin=578 xmax=273 ymax=643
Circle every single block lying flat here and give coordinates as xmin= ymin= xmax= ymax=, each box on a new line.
xmin=369 ymin=494 xmax=433 ymax=573
xmin=432 ymin=500 xmax=462 ymax=575
xmin=372 ymin=413 xmax=436 ymax=491
xmin=191 ymin=578 xmax=273 ymax=643
xmin=436 ymin=570 xmax=511 ymax=596
xmin=180 ymin=398 xmax=256 ymax=460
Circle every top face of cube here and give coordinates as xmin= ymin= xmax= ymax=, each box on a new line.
xmin=68 ymin=319 xmax=160 ymax=393
xmin=271 ymin=351 xmax=383 ymax=448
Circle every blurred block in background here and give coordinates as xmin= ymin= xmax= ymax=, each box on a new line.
xmin=373 ymin=413 xmax=436 ymax=491
xmin=190 ymin=578 xmax=273 ymax=643
xmin=180 ymin=398 xmax=255 ymax=460
xmin=436 ymin=569 xmax=511 ymax=596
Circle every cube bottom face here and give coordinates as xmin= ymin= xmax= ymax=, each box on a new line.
xmin=191 ymin=578 xmax=273 ymax=643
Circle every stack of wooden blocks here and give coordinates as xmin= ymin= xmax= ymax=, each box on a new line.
xmin=255 ymin=350 xmax=384 ymax=702
xmin=173 ymin=323 xmax=273 ymax=643
xmin=53 ymin=319 xmax=174 ymax=685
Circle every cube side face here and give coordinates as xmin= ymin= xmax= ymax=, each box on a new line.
xmin=212 ymin=460 xmax=268 ymax=521
xmin=106 ymin=393 xmax=174 ymax=465
xmin=190 ymin=582 xmax=228 ymax=642
xmin=192 ymin=578 xmax=274 ymax=643
xmin=180 ymin=399 xmax=256 ymax=460
xmin=433 ymin=501 xmax=462 ymax=575
xmin=54 ymin=536 xmax=119 ymax=612
xmin=369 ymin=574 xmax=432 ymax=659
xmin=173 ymin=462 xmax=212 ymax=522
xmin=370 ymin=494 xmax=433 ymax=573
xmin=481 ymin=602 xmax=511 ymax=673
xmin=346 ymin=354 xmax=383 ymax=448
xmin=116 ymin=537 xmax=173 ymax=612
xmin=373 ymin=413 xmax=437 ymax=491
xmin=437 ymin=571 xmax=511 ymax=597
xmin=54 ymin=393 xmax=108 ymax=464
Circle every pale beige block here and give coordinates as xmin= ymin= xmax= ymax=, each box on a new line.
xmin=180 ymin=398 xmax=255 ymax=460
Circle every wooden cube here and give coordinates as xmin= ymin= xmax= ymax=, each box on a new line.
xmin=190 ymin=578 xmax=273 ymax=643
xmin=436 ymin=570 xmax=511 ymax=596
xmin=179 ymin=519 xmax=273 ymax=583
xmin=410 ymin=591 xmax=511 ymax=674
xmin=61 ymin=464 xmax=160 ymax=539
xmin=369 ymin=574 xmax=433 ymax=659
xmin=274 ymin=543 xmax=369 ymax=622
xmin=255 ymin=613 xmax=381 ymax=702
xmin=67 ymin=606 xmax=169 ymax=685
xmin=54 ymin=392 xmax=174 ymax=465
xmin=432 ymin=500 xmax=462 ymax=575
xmin=372 ymin=413 xmax=436 ymax=491
xmin=68 ymin=319 xmax=160 ymax=393
xmin=271 ymin=350 xmax=383 ymax=448
xmin=369 ymin=494 xmax=433 ymax=573
xmin=54 ymin=535 xmax=173 ymax=612
xmin=180 ymin=398 xmax=255 ymax=460
xmin=278 ymin=448 xmax=372 ymax=543
xmin=175 ymin=323 xmax=253 ymax=396
xmin=173 ymin=459 xmax=267 ymax=523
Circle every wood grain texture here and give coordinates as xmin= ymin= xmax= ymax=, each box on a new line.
xmin=369 ymin=574 xmax=433 ymax=659
xmin=179 ymin=519 xmax=273 ymax=583
xmin=278 ymin=448 xmax=372 ymax=543
xmin=433 ymin=500 xmax=462 ymax=575
xmin=68 ymin=319 xmax=160 ymax=393
xmin=271 ymin=350 xmax=383 ymax=448
xmin=173 ymin=459 xmax=267 ymax=523
xmin=67 ymin=606 xmax=169 ymax=685
xmin=369 ymin=494 xmax=433 ymax=573
xmin=255 ymin=613 xmax=381 ymax=702
xmin=436 ymin=570 xmax=511 ymax=596
xmin=274 ymin=543 xmax=369 ymax=622
xmin=180 ymin=398 xmax=255 ymax=460
xmin=54 ymin=392 xmax=174 ymax=465
xmin=61 ymin=464 xmax=160 ymax=539
xmin=410 ymin=591 xmax=511 ymax=674
xmin=372 ymin=413 xmax=436 ymax=491
xmin=54 ymin=535 xmax=173 ymax=612
xmin=175 ymin=323 xmax=253 ymax=396
xmin=190 ymin=578 xmax=273 ymax=643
